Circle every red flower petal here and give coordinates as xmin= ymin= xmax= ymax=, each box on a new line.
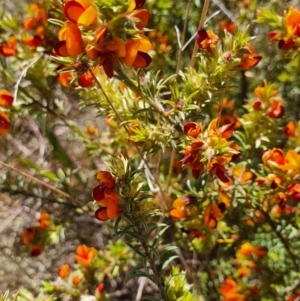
xmin=95 ymin=208 xmax=110 ymax=221
xmin=64 ymin=1 xmax=85 ymax=23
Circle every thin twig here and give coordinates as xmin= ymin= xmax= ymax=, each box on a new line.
xmin=135 ymin=277 xmax=146 ymax=301
xmin=0 ymin=160 xmax=71 ymax=199
xmin=190 ymin=0 xmax=211 ymax=68
xmin=13 ymin=53 xmax=43 ymax=105
xmin=175 ymin=0 xmax=193 ymax=76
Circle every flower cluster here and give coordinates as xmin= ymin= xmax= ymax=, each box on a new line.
xmin=0 ymin=1 xmax=52 ymax=57
xmin=75 ymin=244 xmax=98 ymax=267
xmin=265 ymin=7 xmax=300 ymax=50
xmin=196 ymin=28 xmax=261 ymax=69
xmin=181 ymin=119 xmax=240 ymax=182
xmin=21 ymin=2 xmax=48 ymax=49
xmin=21 ymin=211 xmax=51 ymax=256
xmin=92 ymin=171 xmax=121 ymax=221
xmin=250 ymin=83 xmax=285 ymax=119
xmin=0 ymin=90 xmax=13 ymax=136
xmin=53 ymin=0 xmax=152 ymax=86
xmin=254 ymin=148 xmax=300 ymax=219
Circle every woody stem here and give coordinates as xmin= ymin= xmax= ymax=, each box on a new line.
xmin=190 ymin=0 xmax=211 ymax=68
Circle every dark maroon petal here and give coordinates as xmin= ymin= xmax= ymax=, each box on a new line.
xmin=135 ymin=0 xmax=146 ymax=9
xmin=196 ymin=29 xmax=209 ymax=48
xmin=92 ymin=184 xmax=106 ymax=201
xmin=103 ymin=58 xmax=114 ymax=78
xmin=181 ymin=154 xmax=193 ymax=164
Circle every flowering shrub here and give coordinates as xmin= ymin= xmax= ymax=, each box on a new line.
xmin=1 ymin=0 xmax=300 ymax=301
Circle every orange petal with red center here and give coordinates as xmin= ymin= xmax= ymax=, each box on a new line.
xmin=22 ymin=35 xmax=43 ymax=48
xmin=123 ymin=39 xmax=140 ymax=67
xmin=137 ymin=34 xmax=152 ymax=52
xmin=77 ymin=5 xmax=97 ymax=26
xmin=95 ymin=208 xmax=110 ymax=221
xmin=66 ymin=23 xmax=83 ymax=56
xmin=54 ymin=41 xmax=69 ymax=56
xmin=133 ymin=51 xmax=152 ymax=68
xmin=0 ymin=90 xmax=13 ymax=106
xmin=0 ymin=111 xmax=10 ymax=135
xmin=131 ymin=9 xmax=150 ymax=29
xmin=64 ymin=1 xmax=85 ymax=23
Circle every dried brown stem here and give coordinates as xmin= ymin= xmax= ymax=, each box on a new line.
xmin=190 ymin=0 xmax=211 ymax=68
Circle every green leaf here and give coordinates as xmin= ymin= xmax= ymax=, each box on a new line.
xmin=159 ymin=246 xmax=178 ymax=257
xmin=161 ymin=255 xmax=178 ymax=271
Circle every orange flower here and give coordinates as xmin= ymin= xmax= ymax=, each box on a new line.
xmin=220 ymin=277 xmax=238 ymax=295
xmin=237 ymin=267 xmax=250 ymax=278
xmin=0 ymin=36 xmax=18 ymax=57
xmin=130 ymin=9 xmax=150 ymax=30
xmin=184 ymin=122 xmax=202 ymax=138
xmin=230 ymin=165 xmax=253 ymax=184
xmin=21 ymin=226 xmax=36 ymax=246
xmin=96 ymin=171 xmax=116 ymax=189
xmin=284 ymin=121 xmax=297 ymax=137
xmin=196 ymin=29 xmax=219 ymax=54
xmin=287 ymin=183 xmax=300 ymax=202
xmin=75 ymin=245 xmax=98 ymax=266
xmin=288 ymin=290 xmax=300 ymax=301
xmin=238 ymin=44 xmax=261 ymax=69
xmin=203 ymin=203 xmax=224 ymax=228
xmin=267 ymin=98 xmax=284 ymax=119
xmin=63 ymin=0 xmax=97 ymax=26
xmin=220 ymin=278 xmax=246 ymax=301
xmin=122 ymin=35 xmax=152 ymax=68
xmin=22 ymin=35 xmax=43 ymax=49
xmin=286 ymin=7 xmax=300 ymax=37
xmin=72 ymin=274 xmax=82 ymax=285
xmin=95 ymin=192 xmax=120 ymax=221
xmin=57 ymin=71 xmax=73 ymax=87
xmin=58 ymin=264 xmax=71 ymax=279
xmin=54 ymin=22 xmax=84 ymax=57
xmin=237 ymin=242 xmax=267 ymax=258
xmin=169 ymin=196 xmax=190 ymax=219
xmin=0 ymin=90 xmax=13 ymax=107
xmin=220 ymin=20 xmax=236 ymax=34
xmin=38 ymin=211 xmax=50 ymax=229
xmin=262 ymin=148 xmax=285 ymax=167
xmin=0 ymin=111 xmax=10 ymax=135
